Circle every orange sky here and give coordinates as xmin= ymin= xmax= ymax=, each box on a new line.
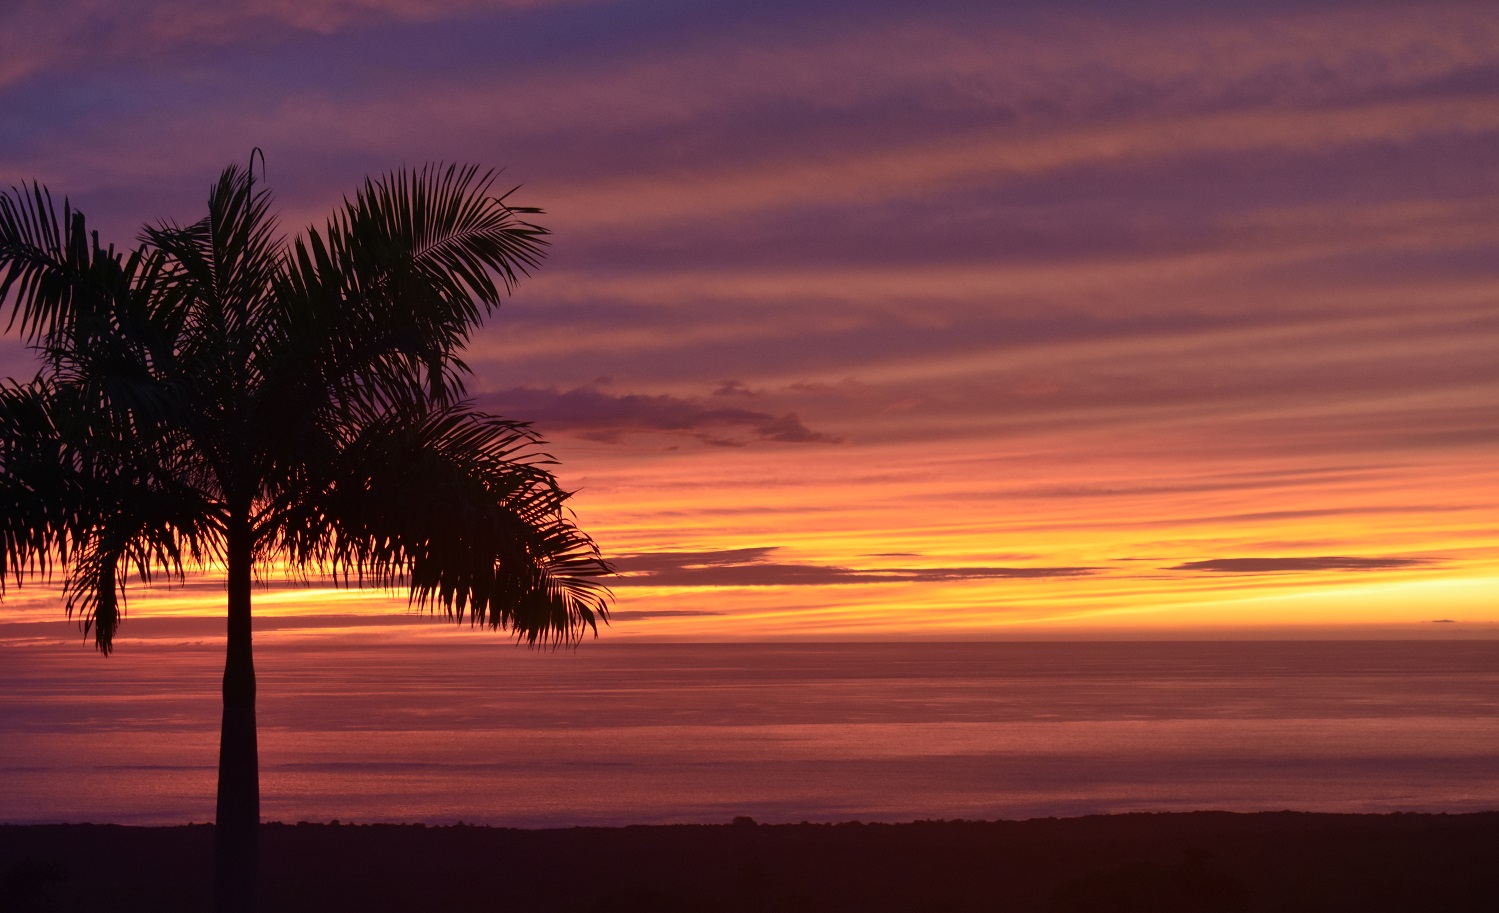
xmin=2 ymin=1 xmax=1497 ymax=644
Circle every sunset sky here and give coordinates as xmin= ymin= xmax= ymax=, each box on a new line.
xmin=1 ymin=0 xmax=1496 ymax=643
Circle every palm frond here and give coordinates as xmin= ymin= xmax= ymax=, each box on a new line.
xmin=61 ymin=484 xmax=216 ymax=654
xmin=0 ymin=183 xmax=139 ymax=348
xmin=261 ymin=403 xmax=610 ymax=645
xmin=0 ymin=377 xmax=217 ymax=652
xmin=0 ymin=379 xmax=72 ymax=588
xmin=140 ymin=164 xmax=284 ymax=393
xmin=280 ymin=164 xmax=549 ymax=408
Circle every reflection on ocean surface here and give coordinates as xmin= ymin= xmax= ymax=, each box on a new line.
xmin=3 ymin=641 xmax=1497 ymax=826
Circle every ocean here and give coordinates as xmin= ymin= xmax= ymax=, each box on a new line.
xmin=2 ymin=640 xmax=1496 ymax=826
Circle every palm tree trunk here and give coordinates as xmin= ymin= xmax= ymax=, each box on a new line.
xmin=213 ymin=512 xmax=259 ymax=913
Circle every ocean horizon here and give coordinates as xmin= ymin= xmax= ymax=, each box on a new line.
xmin=3 ymin=640 xmax=1496 ymax=828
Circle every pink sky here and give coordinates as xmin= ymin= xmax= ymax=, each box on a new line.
xmin=2 ymin=0 xmax=1496 ymax=643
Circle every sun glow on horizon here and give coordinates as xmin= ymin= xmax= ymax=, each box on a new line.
xmin=3 ymin=0 xmax=1497 ymax=650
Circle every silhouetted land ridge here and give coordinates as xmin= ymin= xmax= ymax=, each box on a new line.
xmin=2 ymin=812 xmax=1496 ymax=912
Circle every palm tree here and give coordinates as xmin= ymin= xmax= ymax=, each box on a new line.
xmin=0 ymin=157 xmax=612 ymax=913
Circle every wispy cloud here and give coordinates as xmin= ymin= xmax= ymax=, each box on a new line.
xmin=605 ymin=609 xmax=723 ymax=620
xmin=478 ymin=386 xmax=838 ymax=446
xmin=611 ymin=547 xmax=1095 ymax=587
xmin=0 ymin=0 xmax=573 ymax=89
xmin=1169 ymin=557 xmax=1435 ymax=574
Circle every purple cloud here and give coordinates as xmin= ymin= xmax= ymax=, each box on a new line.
xmin=605 ymin=609 xmax=724 ymax=620
xmin=477 ymin=386 xmax=838 ymax=446
xmin=1169 ymin=557 xmax=1434 ymax=573
xmin=712 ymin=380 xmax=757 ymax=397
xmin=610 ymin=548 xmax=1094 ymax=587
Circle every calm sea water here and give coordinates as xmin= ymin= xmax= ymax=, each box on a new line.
xmin=2 ymin=640 xmax=1497 ymax=826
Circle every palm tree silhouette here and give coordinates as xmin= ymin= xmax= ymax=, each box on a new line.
xmin=0 ymin=157 xmax=612 ymax=913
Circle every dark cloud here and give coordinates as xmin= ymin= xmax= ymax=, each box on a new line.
xmin=611 ymin=547 xmax=1094 ymax=587
xmin=612 ymin=548 xmax=779 ymax=573
xmin=712 ymin=380 xmax=757 ymax=397
xmin=1168 ymin=556 xmax=1433 ymax=573
xmin=477 ymin=386 xmax=838 ymax=446
xmin=478 ymin=287 xmax=1496 ymax=460
xmin=606 ymin=609 xmax=724 ymax=620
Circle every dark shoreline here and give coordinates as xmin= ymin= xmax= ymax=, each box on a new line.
xmin=4 ymin=811 xmax=1497 ymax=912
